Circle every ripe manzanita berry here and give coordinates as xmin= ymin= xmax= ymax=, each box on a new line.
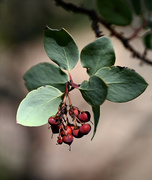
xmin=79 ymin=124 xmax=91 ymax=135
xmin=61 ymin=125 xmax=72 ymax=136
xmin=51 ymin=125 xmax=59 ymax=134
xmin=78 ymin=111 xmax=91 ymax=122
xmin=62 ymin=134 xmax=73 ymax=145
xmin=73 ymin=109 xmax=79 ymax=116
xmin=48 ymin=100 xmax=92 ymax=149
xmin=72 ymin=127 xmax=83 ymax=138
xmin=69 ymin=125 xmax=75 ymax=131
xmin=69 ymin=108 xmax=79 ymax=117
xmin=57 ymin=138 xmax=63 ymax=145
xmin=48 ymin=116 xmax=60 ymax=125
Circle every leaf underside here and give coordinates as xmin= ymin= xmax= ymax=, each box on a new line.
xmin=17 ymin=85 xmax=63 ymax=126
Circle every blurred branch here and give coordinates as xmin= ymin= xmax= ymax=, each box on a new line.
xmin=55 ymin=0 xmax=152 ymax=66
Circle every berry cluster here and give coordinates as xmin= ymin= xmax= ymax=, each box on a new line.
xmin=48 ymin=101 xmax=91 ymax=150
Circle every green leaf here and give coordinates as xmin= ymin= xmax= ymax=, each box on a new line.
xmin=24 ymin=62 xmax=68 ymax=92
xmin=143 ymin=32 xmax=152 ymax=50
xmin=91 ymin=106 xmax=100 ymax=140
xmin=144 ymin=0 xmax=152 ymax=11
xmin=95 ymin=66 xmax=148 ymax=102
xmin=79 ymin=75 xmax=108 ymax=106
xmin=16 ymin=85 xmax=63 ymax=126
xmin=80 ymin=36 xmax=115 ymax=76
xmin=129 ymin=0 xmax=142 ymax=15
xmin=96 ymin=0 xmax=133 ymax=26
xmin=44 ymin=27 xmax=79 ymax=71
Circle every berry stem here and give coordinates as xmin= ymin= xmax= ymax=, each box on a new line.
xmin=75 ymin=116 xmax=84 ymax=125
xmin=68 ymin=72 xmax=80 ymax=88
xmin=68 ymin=94 xmax=72 ymax=106
xmin=62 ymin=82 xmax=69 ymax=104
xmin=69 ymin=145 xmax=71 ymax=151
xmin=73 ymin=118 xmax=78 ymax=127
xmin=60 ymin=124 xmax=67 ymax=135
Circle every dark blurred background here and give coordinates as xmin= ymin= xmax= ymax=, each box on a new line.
xmin=1 ymin=1 xmax=152 ymax=180
xmin=0 ymin=0 xmax=96 ymax=45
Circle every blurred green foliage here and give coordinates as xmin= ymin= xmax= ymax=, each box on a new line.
xmin=0 ymin=0 xmax=95 ymax=45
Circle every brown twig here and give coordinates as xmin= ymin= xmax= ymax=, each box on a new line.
xmin=54 ymin=0 xmax=152 ymax=66
xmin=128 ymin=19 xmax=148 ymax=40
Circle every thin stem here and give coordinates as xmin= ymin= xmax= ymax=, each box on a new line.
xmin=62 ymin=82 xmax=69 ymax=104
xmin=67 ymin=94 xmax=72 ymax=106
xmin=73 ymin=118 xmax=78 ymax=127
xmin=128 ymin=20 xmax=148 ymax=40
xmin=75 ymin=116 xmax=84 ymax=125
xmin=68 ymin=72 xmax=80 ymax=88
xmin=69 ymin=72 xmax=73 ymax=83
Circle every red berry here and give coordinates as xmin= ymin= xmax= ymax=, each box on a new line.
xmin=61 ymin=125 xmax=72 ymax=136
xmin=72 ymin=127 xmax=83 ymax=138
xmin=79 ymin=124 xmax=91 ymax=135
xmin=48 ymin=116 xmax=60 ymax=125
xmin=69 ymin=108 xmax=79 ymax=117
xmin=69 ymin=125 xmax=75 ymax=131
xmin=62 ymin=134 xmax=73 ymax=145
xmin=78 ymin=111 xmax=91 ymax=122
xmin=73 ymin=109 xmax=79 ymax=116
xmin=57 ymin=138 xmax=63 ymax=145
xmin=51 ymin=125 xmax=59 ymax=134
